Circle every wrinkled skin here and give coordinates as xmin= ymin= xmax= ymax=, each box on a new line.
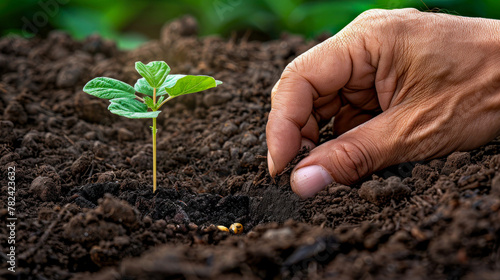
xmin=266 ymin=9 xmax=500 ymax=198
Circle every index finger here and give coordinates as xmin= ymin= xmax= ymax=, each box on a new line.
xmin=266 ymin=35 xmax=354 ymax=176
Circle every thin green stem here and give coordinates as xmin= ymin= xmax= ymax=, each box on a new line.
xmin=152 ymin=87 xmax=157 ymax=193
xmin=135 ymin=95 xmax=144 ymax=102
xmin=152 ymin=117 xmax=157 ymax=192
xmin=157 ymin=96 xmax=174 ymax=110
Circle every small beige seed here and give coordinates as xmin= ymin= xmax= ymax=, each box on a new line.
xmin=217 ymin=225 xmax=229 ymax=232
xmin=229 ymin=223 xmax=243 ymax=234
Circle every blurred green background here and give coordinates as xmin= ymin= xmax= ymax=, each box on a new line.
xmin=1 ymin=0 xmax=499 ymax=49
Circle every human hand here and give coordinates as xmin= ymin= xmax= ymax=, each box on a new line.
xmin=266 ymin=8 xmax=500 ymax=198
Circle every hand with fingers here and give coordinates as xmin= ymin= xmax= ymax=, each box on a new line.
xmin=266 ymin=8 xmax=500 ymax=198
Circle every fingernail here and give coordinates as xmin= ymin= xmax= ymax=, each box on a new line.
xmin=291 ymin=165 xmax=333 ymax=198
xmin=267 ymin=150 xmax=276 ymax=177
xmin=300 ymin=138 xmax=315 ymax=150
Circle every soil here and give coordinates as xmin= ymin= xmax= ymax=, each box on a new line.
xmin=1 ymin=16 xmax=500 ymax=280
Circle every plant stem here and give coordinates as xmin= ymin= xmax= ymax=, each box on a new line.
xmin=135 ymin=95 xmax=144 ymax=102
xmin=152 ymin=117 xmax=157 ymax=192
xmin=153 ymin=87 xmax=157 ymax=193
xmin=157 ymin=96 xmax=173 ymax=110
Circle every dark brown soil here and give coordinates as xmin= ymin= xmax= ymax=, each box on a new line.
xmin=1 ymin=17 xmax=500 ymax=280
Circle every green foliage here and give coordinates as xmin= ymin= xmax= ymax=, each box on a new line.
xmin=142 ymin=95 xmax=165 ymax=111
xmin=156 ymin=95 xmax=166 ymax=106
xmin=83 ymin=77 xmax=136 ymax=99
xmin=134 ymin=78 xmax=167 ymax=97
xmin=134 ymin=73 xmax=222 ymax=99
xmin=162 ymin=75 xmax=187 ymax=90
xmin=2 ymin=0 xmax=499 ymax=49
xmin=135 ymin=61 xmax=171 ymax=88
xmin=82 ymin=60 xmax=222 ymax=192
xmin=108 ymin=98 xmax=161 ymax=119
xmin=143 ymin=96 xmax=156 ymax=110
xmin=83 ymin=60 xmax=222 ymax=118
xmin=165 ymin=75 xmax=222 ymax=98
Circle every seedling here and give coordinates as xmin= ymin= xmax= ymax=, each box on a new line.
xmin=83 ymin=61 xmax=222 ymax=192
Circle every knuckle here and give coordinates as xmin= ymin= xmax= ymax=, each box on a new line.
xmin=329 ymin=141 xmax=374 ymax=184
xmin=285 ymin=42 xmax=324 ymax=76
xmin=350 ymin=8 xmax=417 ymax=50
xmin=272 ymin=59 xmax=301 ymax=101
xmin=357 ymin=9 xmax=389 ymax=21
xmin=271 ymin=80 xmax=280 ymax=100
xmin=283 ymin=60 xmax=299 ymax=77
xmin=350 ymin=9 xmax=394 ymax=41
xmin=357 ymin=8 xmax=419 ymax=22
xmin=354 ymin=8 xmax=415 ymax=29
xmin=285 ymin=56 xmax=306 ymax=76
xmin=400 ymin=8 xmax=420 ymax=14
xmin=280 ymin=47 xmax=325 ymax=88
xmin=271 ymin=63 xmax=298 ymax=102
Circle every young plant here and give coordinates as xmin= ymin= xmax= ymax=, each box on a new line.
xmin=83 ymin=61 xmax=222 ymax=192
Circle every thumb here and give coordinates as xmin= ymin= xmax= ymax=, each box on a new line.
xmin=291 ymin=110 xmax=399 ymax=198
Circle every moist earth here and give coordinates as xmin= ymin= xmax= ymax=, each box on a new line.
xmin=1 ymin=17 xmax=500 ymax=280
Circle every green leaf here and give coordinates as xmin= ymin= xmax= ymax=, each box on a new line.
xmin=108 ymin=98 xmax=161 ymax=119
xmin=134 ymin=75 xmax=193 ymax=97
xmin=83 ymin=77 xmax=136 ymax=99
xmin=157 ymin=95 xmax=166 ymax=106
xmin=134 ymin=78 xmax=168 ymax=97
xmin=135 ymin=61 xmax=171 ymax=88
xmin=165 ymin=75 xmax=221 ymax=98
xmin=143 ymin=96 xmax=155 ymax=109
xmin=110 ymin=98 xmax=147 ymax=112
xmin=162 ymin=74 xmax=186 ymax=89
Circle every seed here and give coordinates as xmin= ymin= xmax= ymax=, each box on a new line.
xmin=230 ymin=223 xmax=243 ymax=234
xmin=217 ymin=225 xmax=229 ymax=232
